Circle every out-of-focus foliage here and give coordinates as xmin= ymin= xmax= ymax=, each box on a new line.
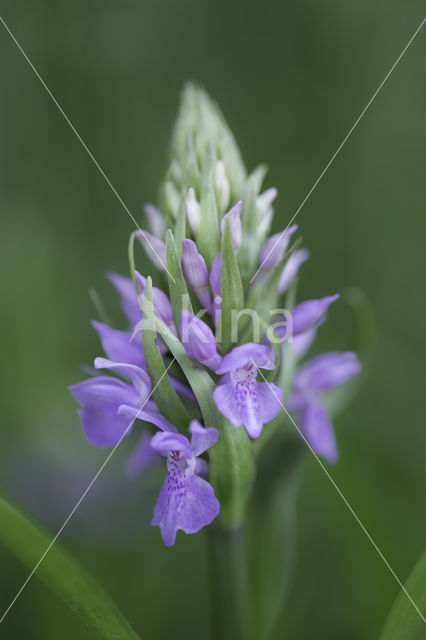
xmin=0 ymin=1 xmax=425 ymax=638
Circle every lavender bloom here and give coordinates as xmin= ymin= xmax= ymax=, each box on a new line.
xmin=135 ymin=229 xmax=167 ymax=272
xmin=275 ymin=294 xmax=339 ymax=342
xmin=150 ymin=420 xmax=220 ymax=546
xmin=278 ymin=248 xmax=310 ymax=295
xmin=144 ymin=203 xmax=166 ymax=238
xmin=180 ymin=310 xmax=222 ymax=371
xmin=107 ymin=271 xmax=141 ymax=327
xmin=288 ymin=352 xmax=361 ymax=462
xmin=220 ymin=201 xmax=243 ymax=251
xmin=209 ymin=252 xmax=221 ymax=296
xmin=92 ymin=321 xmax=144 ymax=368
xmin=135 ymin=272 xmax=174 ymax=328
xmin=69 ymin=358 xmax=175 ymax=447
xmin=181 ymin=238 xmax=211 ymax=309
xmin=213 ymin=344 xmax=283 ymax=438
xmin=258 ymin=224 xmax=298 ymax=276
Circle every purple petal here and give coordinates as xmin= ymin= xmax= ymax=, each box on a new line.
xmin=180 ymin=310 xmax=222 ymax=371
xmin=209 ymin=252 xmax=221 ymax=295
xmin=126 ymin=432 xmax=160 ymax=477
xmin=150 ymin=431 xmax=193 ymax=459
xmin=213 ymin=380 xmax=282 ymax=438
xmin=144 ymin=203 xmax=166 ymax=238
xmin=107 ymin=272 xmax=140 ymax=326
xmin=259 ymin=225 xmax=298 ymax=272
xmin=221 ymin=201 xmax=243 ymax=250
xmin=94 ymin=357 xmax=151 ymax=399
xmin=118 ymin=404 xmax=177 ymax=433
xmin=151 ymin=472 xmax=220 ymax=546
xmin=215 ymin=343 xmax=275 ymax=374
xmin=292 ymin=294 xmax=339 ymax=335
xmin=295 ymin=351 xmax=361 ymax=392
xmin=92 ymin=321 xmax=144 ymax=367
xmin=189 ymin=420 xmax=218 ymax=456
xmin=300 ymin=400 xmax=338 ymax=463
xmin=181 ymin=238 xmax=209 ymax=289
xmin=278 ymin=249 xmax=310 ymax=295
xmin=69 ymin=376 xmax=137 ymax=447
xmin=135 ymin=229 xmax=167 ymax=271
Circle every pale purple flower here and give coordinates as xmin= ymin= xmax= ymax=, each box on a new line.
xmin=275 ymin=294 xmax=339 ymax=342
xmin=220 ymin=201 xmax=243 ymax=250
xmin=135 ymin=272 xmax=174 ymax=328
xmin=135 ymin=229 xmax=167 ymax=272
xmin=107 ymin=271 xmax=140 ymax=327
xmin=209 ymin=252 xmax=221 ymax=296
xmin=69 ymin=358 xmax=174 ymax=447
xmin=258 ymin=224 xmax=298 ymax=276
xmin=150 ymin=420 xmax=220 ymax=546
xmin=144 ymin=203 xmax=166 ymax=238
xmin=180 ymin=310 xmax=222 ymax=371
xmin=92 ymin=321 xmax=144 ymax=368
xmin=288 ymin=352 xmax=361 ymax=462
xmin=213 ymin=344 xmax=282 ymax=438
xmin=278 ymin=248 xmax=310 ymax=295
xmin=181 ymin=238 xmax=211 ymax=309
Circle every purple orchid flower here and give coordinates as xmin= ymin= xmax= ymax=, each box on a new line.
xmin=135 ymin=229 xmax=167 ymax=272
xmin=69 ymin=358 xmax=174 ymax=447
xmin=180 ymin=310 xmax=223 ymax=371
xmin=150 ymin=420 xmax=220 ymax=546
xmin=278 ymin=248 xmax=310 ymax=295
xmin=107 ymin=271 xmax=141 ymax=327
xmin=288 ymin=352 xmax=361 ymax=462
xmin=257 ymin=224 xmax=298 ymax=277
xmin=181 ymin=238 xmax=212 ymax=310
xmin=213 ymin=344 xmax=283 ymax=438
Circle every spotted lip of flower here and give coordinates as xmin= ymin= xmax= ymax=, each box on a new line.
xmin=288 ymin=351 xmax=361 ymax=463
xmin=150 ymin=420 xmax=220 ymax=546
xmin=213 ymin=343 xmax=283 ymax=439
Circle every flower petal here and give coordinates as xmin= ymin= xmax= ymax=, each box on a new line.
xmin=135 ymin=272 xmax=174 ymax=326
xmin=295 ymin=351 xmax=361 ymax=392
xmin=213 ymin=380 xmax=282 ymax=438
xmin=300 ymin=400 xmax=338 ymax=463
xmin=107 ymin=272 xmax=140 ymax=326
xmin=180 ymin=310 xmax=221 ymax=370
xmin=69 ymin=376 xmax=137 ymax=447
xmin=144 ymin=203 xmax=166 ymax=238
xmin=209 ymin=251 xmax=221 ymax=295
xmin=189 ymin=420 xmax=218 ymax=456
xmin=259 ymin=225 xmax=298 ymax=273
xmin=278 ymin=248 xmax=310 ymax=295
xmin=220 ymin=201 xmax=243 ymax=250
xmin=151 ymin=472 xmax=220 ymax=546
xmin=92 ymin=321 xmax=144 ymax=367
xmin=291 ymin=294 xmax=339 ymax=335
xmin=215 ymin=343 xmax=275 ymax=374
xmin=150 ymin=431 xmax=193 ymax=459
xmin=135 ymin=229 xmax=168 ymax=271
xmin=181 ymin=238 xmax=209 ymax=289
xmin=94 ymin=357 xmax=151 ymax=399
xmin=117 ymin=404 xmax=177 ymax=433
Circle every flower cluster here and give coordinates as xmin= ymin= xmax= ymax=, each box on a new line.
xmin=70 ymin=85 xmax=361 ymax=545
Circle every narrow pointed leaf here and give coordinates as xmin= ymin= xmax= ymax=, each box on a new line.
xmin=380 ymin=550 xmax=426 ymax=640
xmin=165 ymin=230 xmax=193 ymax=336
xmin=198 ymin=171 xmax=220 ymax=268
xmin=142 ymin=276 xmax=189 ymax=429
xmin=220 ymin=220 xmax=244 ymax=353
xmin=0 ymin=493 xmax=140 ymax=640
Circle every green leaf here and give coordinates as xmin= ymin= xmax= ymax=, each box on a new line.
xmin=380 ymin=550 xmax=426 ymax=640
xmin=174 ymin=196 xmax=186 ymax=259
xmin=142 ymin=276 xmax=189 ymax=429
xmin=197 ymin=169 xmax=220 ymax=268
xmin=154 ymin=316 xmax=255 ymax=529
xmin=165 ymin=229 xmax=193 ymax=337
xmin=219 ymin=220 xmax=244 ymax=353
xmin=0 ymin=493 xmax=140 ymax=640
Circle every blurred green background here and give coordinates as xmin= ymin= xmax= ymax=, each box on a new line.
xmin=1 ymin=1 xmax=425 ymax=638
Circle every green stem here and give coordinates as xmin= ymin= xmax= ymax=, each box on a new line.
xmin=207 ymin=526 xmax=252 ymax=640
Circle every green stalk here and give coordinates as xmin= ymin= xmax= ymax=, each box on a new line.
xmin=207 ymin=526 xmax=252 ymax=640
